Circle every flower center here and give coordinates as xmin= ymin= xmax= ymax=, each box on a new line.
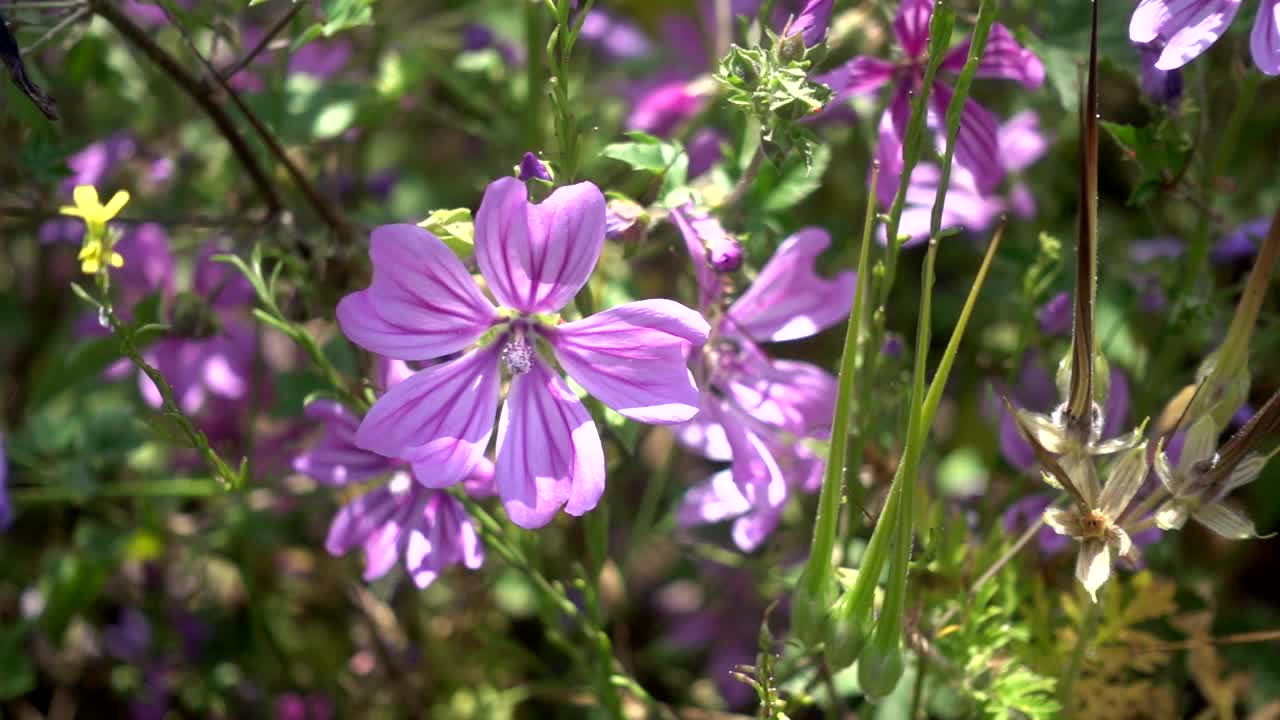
xmin=501 ymin=332 xmax=535 ymax=375
xmin=1079 ymin=510 xmax=1109 ymax=538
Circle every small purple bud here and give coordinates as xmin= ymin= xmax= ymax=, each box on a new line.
xmin=706 ymin=230 xmax=742 ymax=272
xmin=881 ymin=333 xmax=905 ymax=359
xmin=518 ymin=152 xmax=552 ymax=182
xmin=1036 ymin=292 xmax=1071 ymax=337
xmin=1136 ymin=41 xmax=1182 ymax=107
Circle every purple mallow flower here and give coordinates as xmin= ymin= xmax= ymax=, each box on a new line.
xmin=818 ymin=0 xmax=1044 ymax=195
xmin=884 ymin=110 xmax=1048 ymax=246
xmin=785 ymin=0 xmax=834 ymax=47
xmin=294 ymin=360 xmax=493 ymax=588
xmin=1130 ymin=0 xmax=1280 ymax=76
xmin=672 ymin=226 xmax=855 ymax=551
xmin=579 ymin=9 xmax=654 ymax=60
xmin=337 ymin=178 xmax=709 ymax=528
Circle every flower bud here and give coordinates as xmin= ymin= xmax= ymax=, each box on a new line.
xmin=517 ymin=152 xmax=553 ymax=183
xmin=824 ymin=585 xmax=873 ymax=670
xmin=857 ymin=626 xmax=904 ymax=702
xmin=790 ymin=569 xmax=835 ymax=648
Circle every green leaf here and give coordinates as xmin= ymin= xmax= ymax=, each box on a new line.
xmin=418 ymin=207 xmax=476 ymax=257
xmin=600 ymin=135 xmax=685 ymax=175
xmin=756 ymin=142 xmax=830 ymax=212
xmin=1102 ymin=121 xmax=1191 ymax=205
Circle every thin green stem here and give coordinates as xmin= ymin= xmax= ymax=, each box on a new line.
xmin=1060 ymin=592 xmax=1102 ymax=716
xmin=803 ymin=163 xmax=880 ymax=596
xmin=11 ymin=478 xmax=223 ymax=503
xmin=525 ymin=1 xmax=546 ymax=150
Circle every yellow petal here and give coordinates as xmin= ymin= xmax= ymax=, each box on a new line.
xmin=103 ymin=190 xmax=131 ymax=219
xmin=81 ymin=258 xmax=100 ymax=274
xmin=73 ymin=185 xmax=101 ymax=209
xmin=77 ymin=243 xmax=96 ymax=260
xmin=109 ymin=252 xmax=125 ymax=268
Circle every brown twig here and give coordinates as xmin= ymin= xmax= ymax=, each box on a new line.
xmin=90 ymin=0 xmax=284 ymax=215
xmin=213 ymin=1 xmax=304 ymax=84
xmin=163 ymin=5 xmax=354 ymax=246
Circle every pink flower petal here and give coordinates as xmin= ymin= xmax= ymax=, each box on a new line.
xmin=929 ymin=82 xmax=1003 ymax=194
xmin=357 ymin=346 xmax=501 ymax=487
xmin=727 ymin=228 xmax=856 ymax=342
xmin=942 ymin=24 xmax=1045 ymax=88
xmin=475 ymin=177 xmax=606 ymax=314
xmin=294 ymin=400 xmax=398 ymax=486
xmin=894 ymin=0 xmax=934 ymax=58
xmin=337 ymin=224 xmax=497 ymax=361
xmin=494 ymin=359 xmax=605 ymax=528
xmin=1130 ymin=0 xmax=1243 ymax=70
xmin=548 ymin=299 xmax=708 ymax=424
xmin=678 ymin=470 xmax=753 ymax=527
xmin=671 ymin=205 xmax=729 ymax=309
xmin=813 ymin=56 xmax=898 ymax=102
xmin=1252 ymin=0 xmax=1280 ymax=75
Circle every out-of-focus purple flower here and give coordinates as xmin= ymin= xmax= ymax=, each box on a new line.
xmin=1038 ymin=292 xmax=1072 ymax=337
xmin=1136 ymin=40 xmax=1184 ymax=105
xmin=274 ymin=693 xmax=334 ymax=720
xmin=337 ymin=178 xmax=709 ymax=528
xmin=461 ymin=24 xmax=524 ymax=66
xmin=659 ymin=564 xmax=770 ymax=708
xmin=103 ymin=609 xmax=152 ymax=664
xmin=62 ymin=133 xmax=137 ymax=194
xmin=884 ymin=111 xmax=1047 ymax=246
xmin=817 ymin=0 xmax=1044 ymax=195
xmin=122 ymin=0 xmax=191 ymax=26
xmin=1130 ymin=0 xmax=1279 ymax=76
xmin=290 ymin=38 xmax=353 ymax=79
xmin=579 ymin=9 xmax=653 ymax=60
xmin=1 ymin=432 xmax=12 ymax=531
xmin=1134 ymin=274 xmax=1170 ymax=314
xmin=674 ymin=229 xmax=854 ymax=551
xmin=1130 ymin=236 xmax=1186 ymax=263
xmin=627 ymin=81 xmax=705 ymax=137
xmin=1002 ymin=495 xmax=1073 ymax=554
xmin=784 ymin=0 xmax=834 ymax=47
xmin=1212 ymin=217 xmax=1268 ymax=264
xmin=139 ymin=321 xmax=255 ymax=416
xmin=517 ymin=152 xmax=552 ymax=182
xmin=113 ymin=224 xmax=176 ymax=317
xmin=686 ymin=128 xmax=726 ymax=179
xmin=882 ymin=333 xmax=905 ymax=359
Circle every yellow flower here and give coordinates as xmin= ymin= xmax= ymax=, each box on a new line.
xmin=60 ymin=185 xmax=130 ymax=275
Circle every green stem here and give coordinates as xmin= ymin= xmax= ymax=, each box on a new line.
xmin=1060 ymin=592 xmax=1102 ymax=716
xmin=525 ymin=1 xmax=546 ymax=150
xmin=802 ymin=163 xmax=881 ymax=596
xmin=11 ymin=478 xmax=223 ymax=502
